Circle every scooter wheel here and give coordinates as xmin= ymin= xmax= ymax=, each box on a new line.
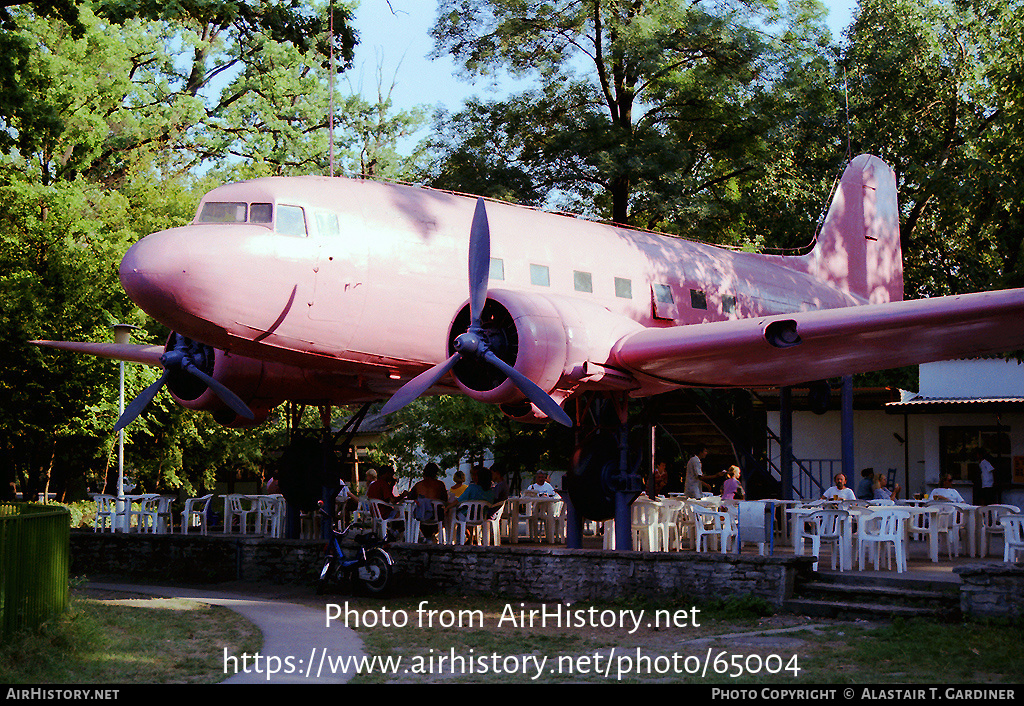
xmin=316 ymin=558 xmax=335 ymax=595
xmin=356 ymin=553 xmax=392 ymax=595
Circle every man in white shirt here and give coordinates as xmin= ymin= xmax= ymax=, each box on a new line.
xmin=526 ymin=471 xmax=556 ymax=496
xmin=930 ymin=474 xmax=966 ymax=503
xmin=822 ymin=473 xmax=857 ymax=501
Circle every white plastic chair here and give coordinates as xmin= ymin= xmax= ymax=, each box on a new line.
xmin=370 ymin=499 xmax=401 ymax=539
xmin=691 ymin=505 xmax=735 ymax=553
xmin=147 ymin=496 xmax=175 ymax=534
xmin=998 ymin=514 xmax=1024 ymax=562
xmin=411 ymin=499 xmax=446 ymax=543
xmin=181 ymin=494 xmax=214 ymax=535
xmin=94 ymin=495 xmax=116 ymax=532
xmin=258 ymin=495 xmax=285 ymax=537
xmin=857 ymin=508 xmax=911 ymax=572
xmin=134 ymin=495 xmax=160 ymax=533
xmin=225 ymin=494 xmax=258 ymax=534
xmin=535 ymin=500 xmax=564 ymax=544
xmin=804 ymin=509 xmax=849 ymax=571
xmin=485 ymin=501 xmax=504 ymax=546
xmin=454 ymin=500 xmax=492 ymax=545
xmin=631 ymin=498 xmax=663 ymax=551
xmin=658 ymin=499 xmax=686 ymax=551
xmin=929 ymin=502 xmax=966 ymax=559
xmin=979 ymin=504 xmax=1021 ymax=557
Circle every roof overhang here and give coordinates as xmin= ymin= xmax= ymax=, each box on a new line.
xmin=884 ymin=397 xmax=1024 ymax=414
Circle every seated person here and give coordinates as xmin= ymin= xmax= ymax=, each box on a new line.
xmin=410 ymin=462 xmax=447 ymax=539
xmin=872 ymin=473 xmax=901 ymax=502
xmin=822 ymin=473 xmax=857 ymax=501
xmin=489 ymin=466 xmax=510 ymax=516
xmin=451 ymin=465 xmax=495 ymax=520
xmin=367 ymin=467 xmax=407 ymax=526
xmin=930 ymin=474 xmax=966 ymax=503
xmin=448 ymin=471 xmax=468 ymax=501
xmin=721 ymin=466 xmax=745 ymax=500
xmin=856 ymin=467 xmax=875 ymax=500
xmin=525 ymin=470 xmax=557 ymax=496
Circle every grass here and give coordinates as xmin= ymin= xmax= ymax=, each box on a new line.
xmin=337 ymin=594 xmax=1024 ymax=684
xmin=3 ymin=589 xmax=1022 ymax=684
xmin=0 ymin=590 xmax=261 ymax=684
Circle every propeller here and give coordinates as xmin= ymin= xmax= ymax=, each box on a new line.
xmin=381 ymin=198 xmax=572 ymax=427
xmin=113 ymin=334 xmax=255 ymax=432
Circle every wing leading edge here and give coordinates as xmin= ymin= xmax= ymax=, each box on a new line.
xmin=30 ymin=340 xmax=166 ymax=366
xmin=611 ymin=289 xmax=1024 ymax=388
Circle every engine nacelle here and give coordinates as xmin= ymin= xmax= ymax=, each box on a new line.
xmin=163 ymin=335 xmax=307 ymax=427
xmin=447 ymin=289 xmax=644 ymax=408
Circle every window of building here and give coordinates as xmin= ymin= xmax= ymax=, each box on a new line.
xmin=690 ymin=289 xmax=707 ymax=310
xmin=574 ymin=271 xmax=593 ymax=293
xmin=938 ymin=426 xmax=1010 ymax=481
xmin=490 ymin=258 xmax=504 ymax=281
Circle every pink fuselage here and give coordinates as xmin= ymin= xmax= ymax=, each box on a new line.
xmin=119 ymin=176 xmax=861 ymax=406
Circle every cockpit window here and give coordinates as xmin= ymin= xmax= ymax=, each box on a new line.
xmin=251 ymin=203 xmax=273 ymax=223
xmin=276 ymin=205 xmax=307 ymax=236
xmin=198 ymin=202 xmax=247 ymax=223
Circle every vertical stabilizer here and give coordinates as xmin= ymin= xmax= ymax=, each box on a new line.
xmin=806 ymin=154 xmax=903 ymax=304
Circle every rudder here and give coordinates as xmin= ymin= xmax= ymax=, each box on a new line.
xmin=805 ymin=154 xmax=903 ymax=304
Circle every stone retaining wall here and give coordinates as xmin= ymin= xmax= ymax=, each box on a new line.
xmin=70 ymin=532 xmax=811 ymax=605
xmin=955 ymin=564 xmax=1024 ymax=619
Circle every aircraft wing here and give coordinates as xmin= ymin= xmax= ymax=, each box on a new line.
xmin=611 ymin=289 xmax=1024 ymax=388
xmin=30 ymin=340 xmax=166 ymax=366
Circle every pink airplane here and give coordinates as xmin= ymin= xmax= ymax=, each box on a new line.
xmin=32 ymin=154 xmax=1024 ymax=528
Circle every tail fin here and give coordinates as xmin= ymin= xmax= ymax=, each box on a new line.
xmin=805 ymin=154 xmax=903 ymax=304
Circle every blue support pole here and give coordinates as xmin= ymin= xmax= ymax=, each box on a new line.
xmin=841 ymin=375 xmax=854 ymax=482
xmin=780 ymin=386 xmax=793 ymax=500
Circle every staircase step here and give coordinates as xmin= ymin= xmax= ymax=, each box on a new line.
xmin=785 ymin=571 xmax=961 ymax=620
xmin=781 ymin=597 xmax=950 ymax=621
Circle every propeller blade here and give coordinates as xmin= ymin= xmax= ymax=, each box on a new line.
xmin=381 ymin=353 xmax=461 ymax=416
xmin=482 ymin=350 xmax=573 ymax=427
xmin=113 ymin=370 xmax=171 ymax=432
xmin=181 ymin=362 xmax=255 ymax=420
xmin=467 ymin=198 xmax=491 ymax=327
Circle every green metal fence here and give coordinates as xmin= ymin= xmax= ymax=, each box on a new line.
xmin=0 ymin=502 xmax=70 ymax=640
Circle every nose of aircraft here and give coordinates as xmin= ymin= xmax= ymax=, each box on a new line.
xmin=119 ymin=227 xmax=193 ymax=320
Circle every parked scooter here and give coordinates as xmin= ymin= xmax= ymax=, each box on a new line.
xmin=316 ymin=500 xmax=394 ymax=595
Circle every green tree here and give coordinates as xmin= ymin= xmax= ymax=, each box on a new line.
xmin=428 ymin=0 xmax=837 ymax=248
xmin=842 ymin=0 xmax=1024 ymax=297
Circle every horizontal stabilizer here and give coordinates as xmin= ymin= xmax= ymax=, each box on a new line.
xmin=30 ymin=340 xmax=166 ymax=366
xmin=611 ymin=289 xmax=1024 ymax=388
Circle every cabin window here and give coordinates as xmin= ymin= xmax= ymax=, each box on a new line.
xmin=198 ymin=202 xmax=247 ymax=223
xmin=690 ymin=289 xmax=707 ymax=310
xmin=574 ymin=271 xmax=593 ymax=293
xmin=276 ymin=205 xmax=307 ymax=237
xmin=530 ymin=264 xmax=550 ymax=287
xmin=490 ymin=258 xmax=504 ymax=281
xmin=615 ymin=277 xmax=632 ymax=299
xmin=315 ymin=211 xmax=339 ymax=237
xmin=652 ymin=283 xmax=678 ymax=320
xmin=722 ymin=294 xmax=737 ymax=315
xmin=250 ymin=203 xmax=273 ymax=223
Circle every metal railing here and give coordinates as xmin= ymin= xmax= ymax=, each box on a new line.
xmin=0 ymin=503 xmax=70 ymax=640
